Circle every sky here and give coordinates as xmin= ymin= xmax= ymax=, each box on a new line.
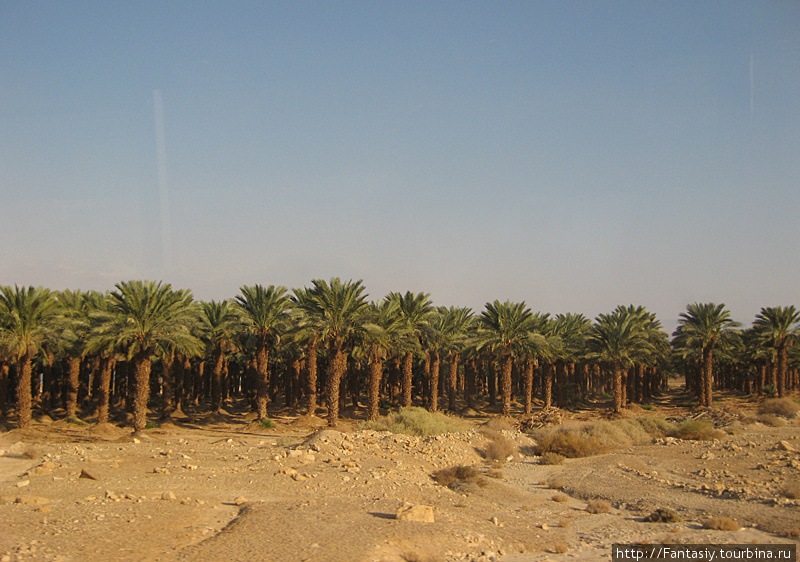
xmin=1 ymin=1 xmax=798 ymax=333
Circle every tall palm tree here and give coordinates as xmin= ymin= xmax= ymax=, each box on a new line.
xmin=475 ymin=300 xmax=545 ymax=416
xmin=83 ymin=290 xmax=118 ymax=424
xmin=673 ymin=303 xmax=740 ymax=407
xmin=198 ymin=300 xmax=241 ymax=413
xmin=0 ymin=285 xmax=60 ymax=428
xmin=296 ymin=278 xmax=371 ymax=427
xmin=586 ymin=307 xmax=653 ymax=413
xmin=387 ymin=291 xmax=435 ymax=408
xmin=291 ymin=287 xmax=322 ymax=416
xmin=359 ymin=299 xmax=402 ymax=421
xmin=103 ymin=281 xmax=200 ymax=431
xmin=550 ymin=313 xmax=591 ymax=406
xmin=436 ymin=306 xmax=474 ymax=412
xmin=235 ymin=284 xmax=290 ymax=421
xmin=55 ymin=289 xmax=91 ymax=419
xmin=752 ymin=306 xmax=800 ymax=397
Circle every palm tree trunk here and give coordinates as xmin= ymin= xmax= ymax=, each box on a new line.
xmin=465 ymin=358 xmax=476 ymax=409
xmin=211 ymin=344 xmax=224 ymax=413
xmin=255 ymin=340 xmax=270 ymax=420
xmin=500 ymin=354 xmax=513 ymax=416
xmin=132 ymin=353 xmax=152 ymax=432
xmin=160 ymin=350 xmax=175 ymax=419
xmin=16 ymin=349 xmax=34 ymax=429
xmin=0 ymin=362 xmax=8 ymax=419
xmin=96 ymin=356 xmax=115 ymax=424
xmin=702 ymin=345 xmax=714 ymax=407
xmin=429 ymin=350 xmax=440 ymax=413
xmin=402 ymin=351 xmax=413 ymax=408
xmin=326 ymin=345 xmax=347 ymax=427
xmin=305 ymin=343 xmax=318 ymax=415
xmin=447 ymin=352 xmax=458 ymax=412
xmin=543 ymin=363 xmax=554 ymax=409
xmin=367 ymin=352 xmax=383 ymax=421
xmin=777 ymin=342 xmax=787 ymax=397
xmin=523 ymin=357 xmax=535 ymax=414
xmin=66 ymin=354 xmax=80 ymax=419
xmin=612 ymin=361 xmax=624 ymax=413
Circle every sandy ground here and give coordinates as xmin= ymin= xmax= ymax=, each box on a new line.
xmin=1 ymin=392 xmax=798 ymax=562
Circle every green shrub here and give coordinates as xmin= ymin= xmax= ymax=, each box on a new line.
xmin=260 ymin=419 xmax=275 ymax=429
xmin=636 ymin=416 xmax=678 ymax=438
xmin=363 ymin=407 xmax=468 ymax=437
xmin=67 ymin=416 xmax=87 ymax=426
xmin=144 ymin=421 xmax=159 ymax=430
xmin=670 ymin=419 xmax=725 ymax=441
xmin=762 ymin=384 xmax=777 ymax=399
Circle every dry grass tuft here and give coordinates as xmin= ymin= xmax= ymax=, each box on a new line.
xmin=757 ymin=414 xmax=788 ymax=427
xmin=786 ymin=529 xmax=800 ymax=538
xmin=551 ymin=494 xmax=569 ymax=503
xmin=485 ymin=469 xmax=504 ymax=479
xmin=432 ymin=465 xmax=486 ymax=494
xmin=586 ymin=499 xmax=612 ymax=514
xmin=781 ymin=481 xmax=800 ymax=500
xmin=758 ymin=398 xmax=800 ymax=418
xmin=703 ymin=517 xmax=739 ymax=531
xmin=644 ymin=508 xmax=681 ymax=523
xmin=670 ymin=420 xmax=725 ymax=441
xmin=547 ymin=478 xmax=564 ymax=490
xmin=539 ymin=452 xmax=566 ymax=465
xmin=482 ymin=431 xmax=517 ymax=463
xmin=558 ymin=518 xmax=571 ymax=528
xmin=552 ymin=543 xmax=569 ymax=554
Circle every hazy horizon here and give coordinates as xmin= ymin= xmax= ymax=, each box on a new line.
xmin=2 ymin=2 xmax=798 ymax=333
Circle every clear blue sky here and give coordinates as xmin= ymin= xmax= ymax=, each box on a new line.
xmin=2 ymin=1 xmax=798 ymax=331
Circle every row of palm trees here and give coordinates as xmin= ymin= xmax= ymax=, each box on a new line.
xmin=1 ymin=280 xmax=798 ymax=431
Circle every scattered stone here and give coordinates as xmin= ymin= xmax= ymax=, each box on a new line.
xmin=80 ymin=468 xmax=99 ymax=480
xmin=396 ymin=502 xmax=435 ymax=523
xmin=161 ymin=491 xmax=176 ymax=501
xmin=153 ymin=467 xmax=170 ymax=474
xmin=16 ymin=480 xmax=30 ymax=488
xmin=777 ymin=441 xmax=795 ymax=452
xmin=234 ymin=496 xmax=247 ymax=506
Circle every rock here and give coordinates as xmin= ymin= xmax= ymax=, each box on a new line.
xmin=396 ymin=502 xmax=435 ymax=523
xmin=234 ymin=496 xmax=247 ymax=506
xmin=161 ymin=491 xmax=176 ymax=501
xmin=777 ymin=441 xmax=795 ymax=452
xmin=292 ymin=473 xmax=308 ymax=482
xmin=34 ymin=466 xmax=53 ymax=475
xmin=1 ymin=495 xmax=18 ymax=505
xmin=490 ymin=516 xmax=499 ymax=526
xmin=16 ymin=496 xmax=51 ymax=505
xmin=80 ymin=468 xmax=99 ymax=480
xmin=153 ymin=467 xmax=170 ymax=474
xmin=16 ymin=480 xmax=30 ymax=488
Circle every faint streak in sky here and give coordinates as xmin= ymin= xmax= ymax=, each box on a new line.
xmin=750 ymin=53 xmax=754 ymax=121
xmin=154 ymin=89 xmax=173 ymax=273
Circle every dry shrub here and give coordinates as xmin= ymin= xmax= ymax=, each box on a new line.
xmin=758 ymin=398 xmax=800 ymax=418
xmin=535 ymin=429 xmax=603 ymax=458
xmin=482 ymin=417 xmax=516 ymax=432
xmin=703 ymin=517 xmax=739 ymax=531
xmin=552 ymin=543 xmax=568 ymax=554
xmin=644 ymin=508 xmax=681 ymax=523
xmin=365 ymin=407 xmax=468 ymax=436
xmin=670 ymin=420 xmax=725 ymax=441
xmin=431 ymin=465 xmax=486 ymax=493
xmin=558 ymin=518 xmax=571 ymax=528
xmin=486 ymin=469 xmax=504 ymax=479
xmin=547 ymin=478 xmax=564 ymax=490
xmin=534 ymin=420 xmax=652 ymax=459
xmin=586 ymin=499 xmax=612 ymax=514
xmin=757 ymin=414 xmax=788 ymax=427
xmin=786 ymin=529 xmax=800 ymax=538
xmin=551 ymin=494 xmax=568 ymax=503
xmin=484 ymin=434 xmax=517 ymax=462
xmin=781 ymin=481 xmax=800 ymax=500
xmin=539 ymin=452 xmax=566 ymax=465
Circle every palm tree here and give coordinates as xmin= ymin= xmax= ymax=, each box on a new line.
xmin=586 ymin=307 xmax=653 ymax=413
xmin=550 ymin=313 xmax=591 ymax=406
xmin=387 ymin=291 xmax=435 ymax=408
xmin=291 ymin=287 xmax=322 ymax=416
xmin=752 ymin=306 xmax=800 ymax=397
xmin=673 ymin=303 xmax=740 ymax=407
xmin=198 ymin=300 xmax=241 ymax=413
xmin=475 ymin=300 xmax=544 ymax=416
xmin=436 ymin=306 xmax=474 ymax=412
xmin=235 ymin=284 xmax=290 ymax=421
xmin=359 ymin=299 xmax=401 ymax=420
xmin=296 ymin=278 xmax=371 ymax=427
xmin=55 ymin=289 xmax=91 ymax=419
xmin=103 ymin=281 xmax=200 ymax=431
xmin=0 ymin=285 xmax=60 ymax=428
xmin=83 ymin=291 xmax=118 ymax=424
